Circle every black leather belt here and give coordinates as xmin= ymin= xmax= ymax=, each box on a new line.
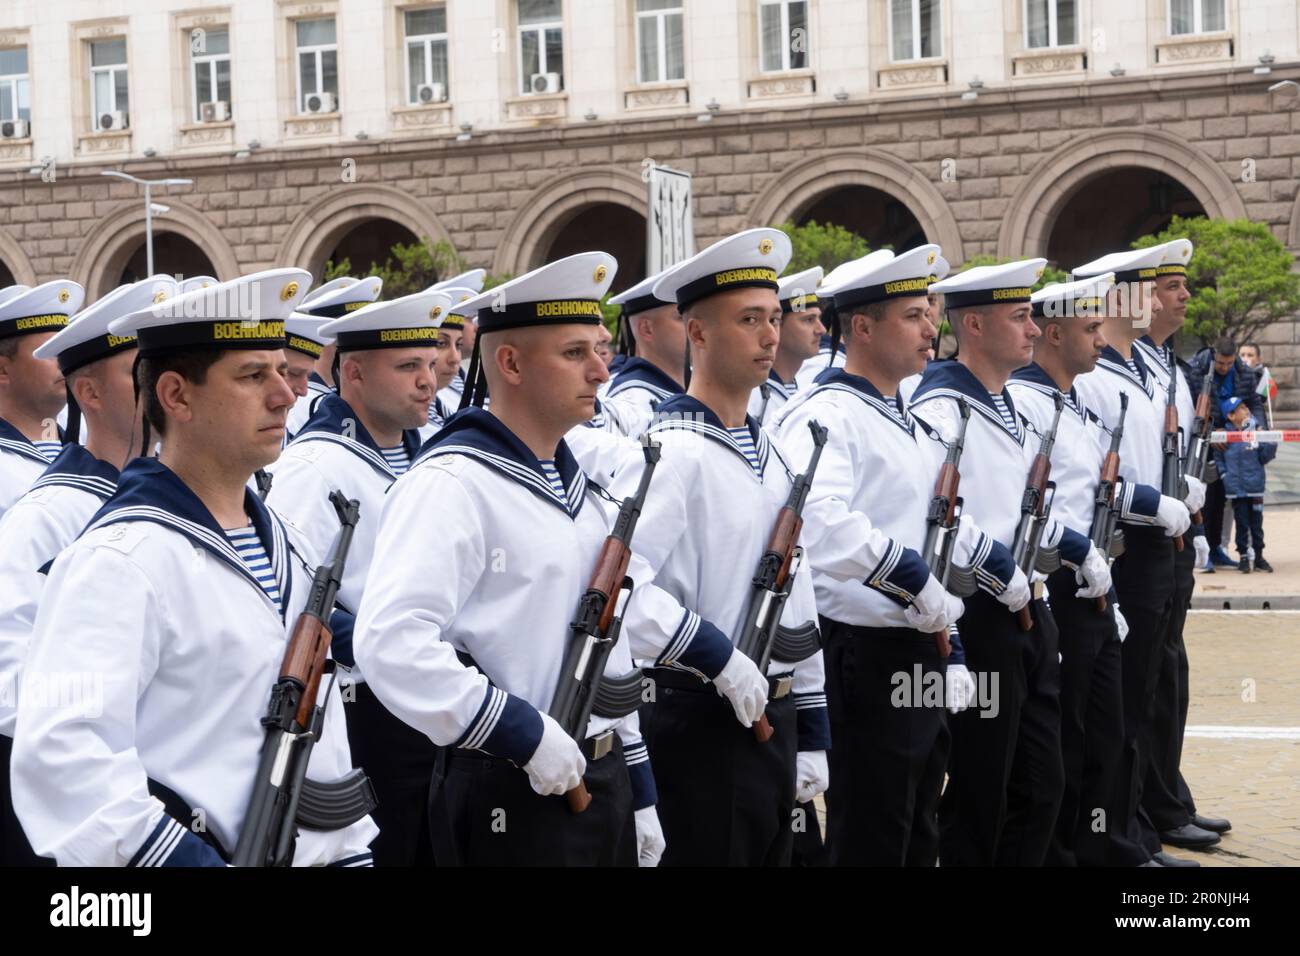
xmin=647 ymin=666 xmax=794 ymax=700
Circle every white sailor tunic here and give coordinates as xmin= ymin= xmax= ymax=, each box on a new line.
xmin=10 ymin=458 xmax=377 ymax=866
xmin=747 ymin=369 xmax=795 ymax=433
xmin=1073 ymin=346 xmax=1166 ymax=495
xmin=600 ymin=357 xmax=684 ymax=439
xmin=0 ymin=418 xmax=58 ymax=520
xmin=794 ymin=335 xmax=845 ymax=391
xmin=285 ymin=372 xmax=333 ymax=440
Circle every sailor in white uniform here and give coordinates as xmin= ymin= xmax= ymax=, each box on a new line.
xmin=267 ymin=288 xmax=448 ymax=866
xmin=282 ymin=307 xmax=335 ymax=442
xmin=354 ymin=253 xmax=664 ymax=866
xmin=749 ymin=266 xmax=824 ymax=431
xmin=1008 ymin=274 xmax=1186 ymax=868
xmin=285 ymin=276 xmax=384 ymax=438
xmin=602 ymin=271 xmax=686 ymax=439
xmin=10 ymin=270 xmax=377 ymax=866
xmin=792 ymin=250 xmax=894 ymax=391
xmin=897 ymin=254 xmax=949 ymax=406
xmin=423 ymin=286 xmax=475 ymax=436
xmin=776 ymin=245 xmax=1022 ymax=866
xmin=0 ymin=281 xmax=86 ymax=518
xmin=913 ymin=258 xmax=1110 ymax=866
xmin=609 ymin=228 xmax=830 ymax=867
xmin=0 ymin=275 xmax=176 ymax=867
xmin=428 ymin=269 xmax=487 ymax=406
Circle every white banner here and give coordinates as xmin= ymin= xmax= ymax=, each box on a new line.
xmin=646 ymin=165 xmax=694 ymax=274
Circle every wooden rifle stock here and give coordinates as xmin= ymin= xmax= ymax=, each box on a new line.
xmin=281 ymin=615 xmax=332 ymax=730
xmin=928 ymin=461 xmax=960 ymax=657
xmin=1094 ymin=451 xmax=1120 ymax=612
xmin=1163 ymin=347 xmax=1185 ymax=552
xmin=749 ymin=509 xmax=802 ymax=742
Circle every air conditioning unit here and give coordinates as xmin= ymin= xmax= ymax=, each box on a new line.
xmin=304 ymin=91 xmax=336 ymax=114
xmin=0 ymin=119 xmax=28 ymax=139
xmin=199 ymin=100 xmax=229 ymax=123
xmin=529 ymin=72 xmax=561 ymax=94
xmin=99 ymin=111 xmax=128 ymax=131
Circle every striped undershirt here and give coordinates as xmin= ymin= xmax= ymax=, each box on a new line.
xmin=880 ymin=396 xmax=909 ymax=429
xmin=380 ymin=444 xmax=411 ymax=475
xmin=33 ymin=440 xmax=62 ymax=462
xmin=224 ymin=526 xmax=282 ymax=611
xmin=539 ymin=459 xmax=567 ymax=505
xmin=726 ymin=426 xmax=763 ymax=478
xmin=989 ymin=394 xmax=1018 ymax=432
xmin=1125 ymin=358 xmax=1143 ymax=381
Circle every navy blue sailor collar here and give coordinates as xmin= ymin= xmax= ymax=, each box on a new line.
xmin=84 ymin=457 xmax=295 ymax=620
xmin=814 ymin=367 xmax=913 ymax=435
xmin=1098 ymin=344 xmax=1153 ymax=396
xmin=1009 ymin=362 xmax=1086 ymax=420
xmin=650 ymin=393 xmax=776 ymax=479
xmin=0 ymin=416 xmax=59 ymax=466
xmin=607 ymin=356 xmax=685 ymax=401
xmin=762 ymin=368 xmax=794 ymax=400
xmin=910 ymin=359 xmax=1025 ymax=444
xmin=308 ymin=370 xmax=329 ymax=389
xmin=293 ymin=392 xmax=423 ymax=481
xmin=415 ymin=407 xmax=587 ymax=518
xmin=29 ymin=443 xmax=120 ymax=500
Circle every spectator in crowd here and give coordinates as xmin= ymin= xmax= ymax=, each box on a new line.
xmin=1215 ymin=396 xmax=1276 ymax=573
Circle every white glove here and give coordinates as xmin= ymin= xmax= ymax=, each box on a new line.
xmin=634 ymin=806 xmax=666 ymax=866
xmin=903 ymin=574 xmax=965 ymax=633
xmin=1155 ymin=494 xmax=1192 ymax=539
xmin=795 ymin=750 xmax=830 ymax=803
xmin=945 ymin=663 xmax=977 ymax=714
xmin=1193 ymin=534 xmax=1209 ymax=568
xmin=1074 ymin=545 xmax=1112 ymax=599
xmin=1114 ymin=605 xmax=1129 ymax=643
xmin=1183 ymin=474 xmax=1206 ymax=515
xmin=523 ymin=713 xmax=587 ymax=797
xmin=995 ymin=565 xmax=1032 ymax=613
xmin=712 ymin=648 xmax=769 ymax=727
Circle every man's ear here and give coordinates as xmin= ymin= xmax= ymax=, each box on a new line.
xmin=155 ymin=369 xmax=194 ymax=426
xmin=493 ymin=341 xmax=524 ymax=386
xmin=685 ymin=310 xmax=707 ymax=350
xmin=634 ymin=313 xmax=653 ymax=344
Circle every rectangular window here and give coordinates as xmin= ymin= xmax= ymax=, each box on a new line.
xmin=890 ymin=0 xmax=940 ymax=61
xmin=759 ymin=0 xmax=808 ymax=73
xmin=191 ymin=27 xmax=231 ymax=121
xmin=405 ymin=7 xmax=449 ymax=104
xmin=518 ymin=0 xmax=563 ymax=93
xmin=636 ymin=0 xmax=684 ymax=84
xmin=1025 ymin=0 xmax=1076 ymax=48
xmin=296 ymin=17 xmax=338 ymax=112
xmin=1170 ymin=0 xmax=1225 ymax=35
xmin=89 ymin=38 xmax=128 ymax=128
xmin=0 ymin=47 xmax=30 ymax=125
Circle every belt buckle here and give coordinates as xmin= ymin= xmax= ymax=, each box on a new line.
xmin=588 ymin=730 xmax=614 ymax=761
xmin=1032 ymin=579 xmax=1044 ymax=601
xmin=771 ymin=675 xmax=793 ymax=700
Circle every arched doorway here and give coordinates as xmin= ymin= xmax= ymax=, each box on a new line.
xmin=324 ymin=218 xmax=419 ymax=276
xmin=1045 ymin=169 xmax=1206 ymax=271
xmin=536 ymin=203 xmax=647 ymax=295
xmin=0 ymin=259 xmax=14 ymax=288
xmin=119 ymin=232 xmax=219 ymax=285
xmin=795 ymin=185 xmax=926 ymax=252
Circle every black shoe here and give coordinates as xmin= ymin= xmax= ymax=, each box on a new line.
xmin=1153 ymin=851 xmax=1201 ymax=867
xmin=1193 ymin=813 xmax=1232 ymax=834
xmin=1139 ymin=859 xmax=1164 ymax=867
xmin=1160 ymin=823 xmax=1222 ymax=849
xmin=1238 ymin=557 xmax=1250 ymax=573
xmin=1254 ymin=557 xmax=1274 ymax=573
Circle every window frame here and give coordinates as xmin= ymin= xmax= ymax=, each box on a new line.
xmin=0 ymin=47 xmax=30 ymax=126
xmin=635 ymin=0 xmax=685 ymax=84
xmin=190 ymin=26 xmax=232 ymax=122
xmin=1024 ymin=0 xmax=1077 ymax=49
xmin=888 ymin=0 xmax=942 ymax=63
xmin=294 ymin=17 xmax=339 ymax=114
xmin=404 ymin=6 xmax=450 ymax=104
xmin=517 ymin=1 xmax=564 ymax=94
xmin=1167 ymin=0 xmax=1226 ymax=36
xmin=88 ymin=38 xmax=129 ymax=128
xmin=757 ymin=0 xmax=808 ymax=74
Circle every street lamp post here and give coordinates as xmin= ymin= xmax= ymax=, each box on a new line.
xmin=100 ymin=171 xmax=193 ymax=277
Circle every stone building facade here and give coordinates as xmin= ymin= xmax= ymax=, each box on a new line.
xmin=1 ymin=1 xmax=1299 ymax=408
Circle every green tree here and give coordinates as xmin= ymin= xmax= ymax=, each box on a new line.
xmin=324 ymin=238 xmax=509 ymax=298
xmin=1132 ymin=216 xmax=1300 ymax=346
xmin=778 ymin=220 xmax=873 ymax=274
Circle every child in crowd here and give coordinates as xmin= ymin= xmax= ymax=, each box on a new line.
xmin=1216 ymin=396 xmax=1277 ymax=573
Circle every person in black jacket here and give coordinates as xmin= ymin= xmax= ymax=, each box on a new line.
xmin=1189 ymin=338 xmax=1262 ymax=567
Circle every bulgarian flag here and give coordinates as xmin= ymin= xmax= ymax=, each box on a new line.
xmin=1257 ymin=366 xmax=1278 ymax=401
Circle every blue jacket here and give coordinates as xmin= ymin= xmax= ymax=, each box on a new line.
xmin=1190 ymin=348 xmax=1265 ymax=426
xmin=1215 ymin=416 xmax=1277 ymax=497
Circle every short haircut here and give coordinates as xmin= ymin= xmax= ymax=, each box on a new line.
xmin=1241 ymin=341 xmax=1261 ymax=357
xmin=945 ymin=303 xmax=994 ymax=341
xmin=1214 ymin=336 xmax=1237 ymax=357
xmin=0 ymin=338 xmax=17 ymax=360
xmin=137 ymin=350 xmax=224 ymax=437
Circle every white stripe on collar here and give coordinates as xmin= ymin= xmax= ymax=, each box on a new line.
xmin=911 ymin=387 xmax=1026 ymax=446
xmin=419 ymin=443 xmax=586 ymax=516
xmin=648 ymin=415 xmax=773 ymax=478
xmin=290 ymin=431 xmax=403 ymax=481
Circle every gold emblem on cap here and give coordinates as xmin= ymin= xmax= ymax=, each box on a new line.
xmin=1035 ymin=267 xmax=1045 ymax=280
xmin=280 ymin=280 xmax=300 ymax=301
xmin=593 ymin=265 xmax=608 ymax=283
xmin=927 ymin=252 xmax=936 ymax=265
xmin=759 ymin=238 xmax=774 ymax=255
xmin=430 ymin=305 xmax=443 ymax=319
xmin=58 ymin=289 xmax=70 ymax=304
xmin=152 ymin=289 xmax=168 ymax=303
xmin=460 ymin=293 xmax=471 ymax=302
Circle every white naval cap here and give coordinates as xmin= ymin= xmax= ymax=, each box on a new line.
xmin=930 ymin=257 xmax=1047 ymax=308
xmin=34 ymin=275 xmax=178 ymax=373
xmin=298 ymin=275 xmax=383 ymax=318
xmin=0 ymin=280 xmax=85 ymax=342
xmin=826 ymin=244 xmax=943 ymax=312
xmin=181 ymin=275 xmax=218 ymax=294
xmin=110 ymin=268 xmax=310 ymax=356
xmin=428 ymin=269 xmax=488 ymax=295
xmin=436 ymin=286 xmax=478 ymax=329
xmin=609 ymin=267 xmax=674 ymax=315
xmin=1152 ymin=238 xmax=1194 ymax=277
xmin=776 ymin=266 xmax=824 ymax=314
xmin=1030 ymin=272 xmax=1116 ymax=321
xmin=652 ymin=227 xmax=791 ymax=311
xmin=460 ymin=252 xmax=617 ymax=333
xmin=931 ymin=253 xmax=951 ymax=283
xmin=820 ymin=249 xmax=895 ymax=298
xmin=320 ymin=289 xmax=454 ymax=351
xmin=284 ymin=311 xmax=335 ymax=358
xmin=1072 ymin=243 xmax=1171 ymax=283
xmin=0 ymin=285 xmax=32 ymax=309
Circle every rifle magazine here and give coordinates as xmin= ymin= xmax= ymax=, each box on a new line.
xmin=946 ymin=562 xmax=979 ymax=598
xmin=295 ymin=769 xmax=378 ymax=831
xmin=770 ymin=620 xmax=821 ymax=663
xmin=591 ymin=669 xmax=647 ymax=719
